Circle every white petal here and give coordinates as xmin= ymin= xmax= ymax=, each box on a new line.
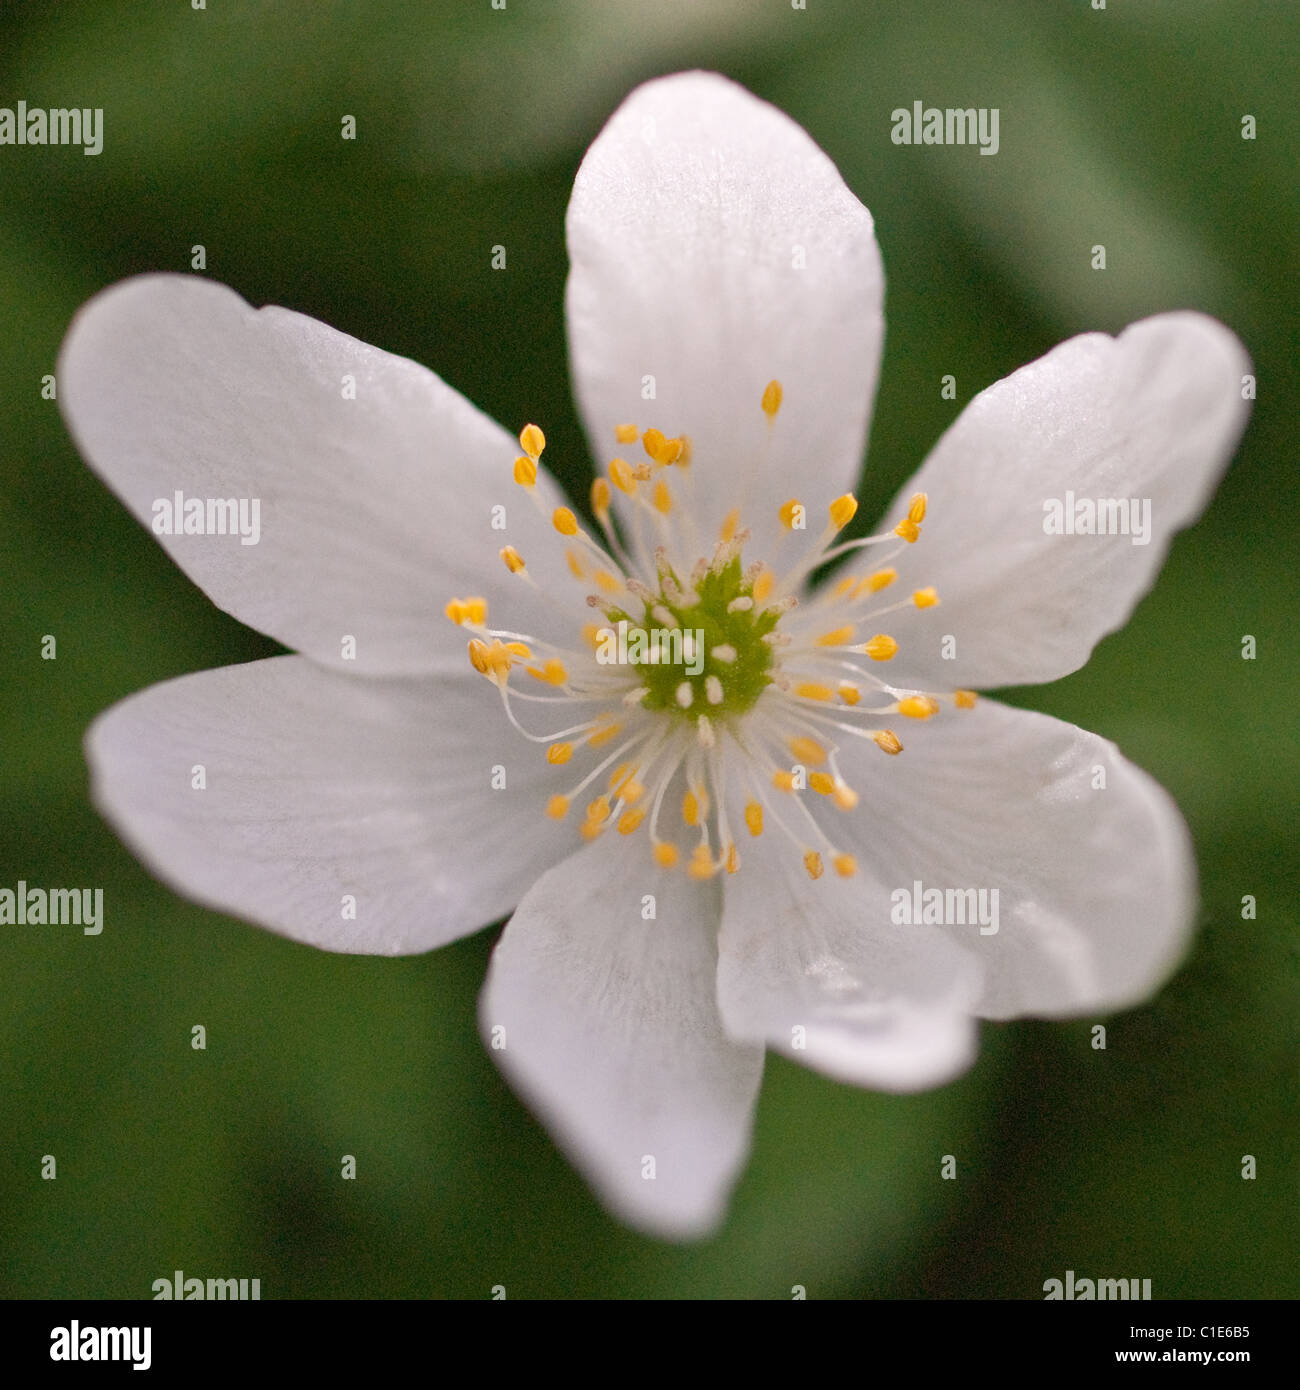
xmin=59 ymin=274 xmax=576 ymax=677
xmin=479 ymin=833 xmax=763 ymax=1239
xmin=831 ymin=699 xmax=1197 ymax=1019
xmin=718 ymin=841 xmax=981 ymax=1091
xmin=87 ymin=656 xmax=561 ymax=954
xmin=873 ymin=313 xmax=1250 ymax=689
xmin=566 ymin=71 xmax=884 ymax=558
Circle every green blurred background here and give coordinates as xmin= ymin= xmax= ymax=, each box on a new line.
xmin=2 ymin=0 xmax=1296 ymax=1299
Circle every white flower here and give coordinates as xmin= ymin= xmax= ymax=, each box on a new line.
xmin=58 ymin=72 xmax=1250 ymax=1240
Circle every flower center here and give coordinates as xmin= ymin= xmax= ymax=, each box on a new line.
xmin=446 ymin=383 xmax=976 ymax=881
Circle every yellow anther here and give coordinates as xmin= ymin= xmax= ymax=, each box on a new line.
xmin=816 ymin=624 xmax=856 ymax=647
xmin=445 ymin=596 xmax=488 ymax=627
xmin=642 ymin=427 xmax=668 ymax=462
xmin=503 ymin=641 xmax=531 ymax=658
xmin=907 ymin=492 xmax=928 ymax=524
xmin=621 ymin=780 xmax=646 ymax=804
xmin=788 ymin=735 xmax=827 ymax=766
xmin=617 ymin=808 xmax=645 ymax=835
xmin=608 ymin=762 xmax=632 ymax=791
xmin=687 ymin=844 xmax=717 ymax=880
xmin=653 ymin=841 xmax=679 ymax=869
xmin=719 ymin=508 xmax=740 ymax=543
xmin=553 ymin=507 xmax=579 ymax=536
xmin=526 ymin=658 xmax=568 ymax=686
xmin=652 ymin=479 xmax=672 ymax=514
xmin=894 ymin=518 xmax=920 ymax=543
xmin=579 ymin=818 xmax=606 ymax=841
xmin=467 ymin=638 xmax=490 ymax=674
xmin=778 ymin=498 xmax=803 ymax=530
xmin=676 ymin=435 xmax=692 ymax=466
xmin=682 ymin=790 xmax=701 ymax=827
xmin=772 ymin=770 xmax=797 ymax=792
xmin=615 ymin=423 xmax=639 ymax=444
xmin=838 ymin=683 xmax=861 ymax=706
xmin=594 ymin=569 xmax=622 ymax=596
xmin=752 ymin=568 xmax=774 ymax=604
xmin=512 ymin=455 xmax=538 ymax=488
xmin=586 ymin=796 xmax=611 ymax=824
xmin=725 ymin=843 xmax=740 ymax=875
xmin=898 ymin=695 xmax=939 ymax=720
xmin=587 ymin=720 xmax=622 ymax=749
xmin=873 ymin=729 xmax=903 ymax=755
xmin=744 ymin=801 xmax=764 ymax=837
xmin=860 ymin=567 xmax=897 ymax=595
xmin=833 ymin=853 xmax=858 ymax=878
xmin=546 ymin=742 xmax=573 ymax=765
xmin=913 ymin=587 xmax=939 ymax=609
xmin=590 ymin=478 xmax=611 ymax=515
xmin=834 ymin=575 xmax=857 ymax=598
xmin=566 ymin=549 xmax=586 ymax=579
xmin=609 ymin=458 xmax=636 ymax=494
xmin=794 ymin=682 xmax=834 ymax=702
xmin=519 ymin=423 xmax=545 ymax=458
xmin=761 ymin=379 xmax=783 ymax=418
xmin=445 ymin=599 xmax=466 ymax=625
xmin=863 ymin=633 xmax=898 ymax=661
xmin=465 ymin=598 xmax=488 ymax=625
xmin=954 ymin=689 xmax=978 ymax=709
xmin=546 ymin=795 xmax=569 ymax=820
xmin=829 ymin=494 xmax=858 ymax=530
xmin=661 ymin=436 xmax=685 ymax=465
xmin=581 ymin=622 xmax=602 ymax=648
xmin=809 ymin=772 xmax=835 ymax=795
xmin=500 ymin=545 xmax=526 ymax=574
xmin=832 ymin=782 xmax=859 ymax=812
xmin=803 ymin=850 xmax=824 ymax=881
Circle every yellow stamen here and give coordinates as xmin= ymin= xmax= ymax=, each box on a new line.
xmin=772 ymin=770 xmax=797 ymax=792
xmin=617 ymin=808 xmax=645 ymax=835
xmin=873 ymin=729 xmax=903 ymax=755
xmin=526 ymin=658 xmax=568 ymax=686
xmin=546 ymin=795 xmax=569 ymax=820
xmin=761 ymin=379 xmax=783 ymax=418
xmin=500 ymin=545 xmax=526 ymax=575
xmin=719 ymin=508 xmax=740 ymax=543
xmin=687 ymin=844 xmax=716 ymax=880
xmin=615 ymin=423 xmax=638 ymax=444
xmin=808 ymin=772 xmax=835 ymax=795
xmin=778 ymin=498 xmax=803 ymax=530
xmin=860 ymin=567 xmax=897 ymax=595
xmin=567 ymin=549 xmax=586 ymax=579
xmin=586 ymin=796 xmax=611 ymax=825
xmin=512 ymin=455 xmax=537 ymax=487
xmin=546 ymin=742 xmax=573 ymax=765
xmin=581 ymin=621 xmax=602 ymax=648
xmin=744 ymin=801 xmax=763 ymax=836
xmin=954 ymin=689 xmax=978 ymax=709
xmin=752 ymin=568 xmax=775 ymax=603
xmin=553 ymin=507 xmax=579 ymax=536
xmin=587 ymin=720 xmax=622 ymax=749
xmin=829 ymin=494 xmax=858 ymax=530
xmin=838 ymin=682 xmax=861 ymax=706
xmin=594 ymin=569 xmax=622 ymax=596
xmin=653 ymin=841 xmax=679 ymax=868
xmin=467 ymin=638 xmax=489 ymax=674
xmin=609 ymin=458 xmax=636 ymax=494
xmin=803 ymin=850 xmax=824 ymax=881
xmin=503 ymin=641 xmax=531 ymax=658
xmin=682 ymin=790 xmax=701 ymax=827
xmin=894 ymin=518 xmax=920 ymax=543
xmin=794 ymin=682 xmax=834 ymax=702
xmin=913 ymin=587 xmax=939 ymax=608
xmin=898 ymin=695 xmax=939 ymax=720
xmin=725 ymin=843 xmax=740 ymax=875
xmin=816 ymin=624 xmax=855 ymax=647
xmin=832 ymin=783 xmax=859 ymax=812
xmin=907 ymin=492 xmax=928 ymax=524
xmin=590 ymin=478 xmax=611 ymax=516
xmin=788 ymin=735 xmax=827 ymax=765
xmin=652 ymin=480 xmax=672 ymax=514
xmin=863 ymin=633 xmax=898 ymax=661
xmin=833 ymin=853 xmax=858 ymax=878
xmin=518 ymin=423 xmax=545 ymax=459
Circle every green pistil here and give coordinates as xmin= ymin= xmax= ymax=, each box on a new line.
xmin=608 ymin=554 xmax=778 ymax=719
